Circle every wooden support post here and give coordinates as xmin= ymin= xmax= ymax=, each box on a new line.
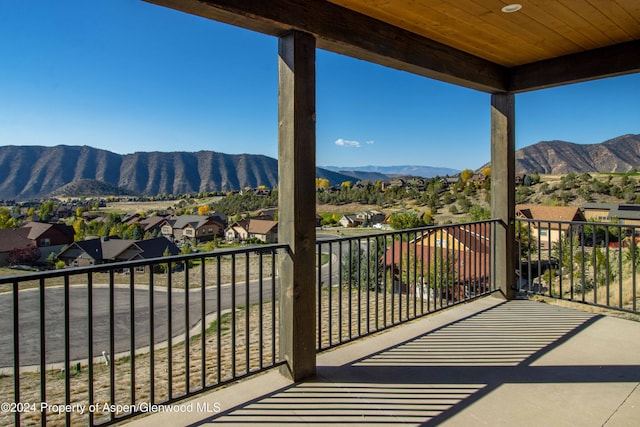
xmin=277 ymin=30 xmax=317 ymax=381
xmin=491 ymin=93 xmax=517 ymax=299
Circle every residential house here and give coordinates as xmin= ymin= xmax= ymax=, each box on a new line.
xmin=123 ymin=214 xmax=170 ymax=236
xmin=0 ymin=228 xmax=35 ymax=266
xmin=225 ymin=219 xmax=250 ymax=242
xmin=383 ymin=224 xmax=491 ymax=300
xmin=441 ymin=176 xmax=459 ymax=189
xmin=160 ymin=215 xmax=224 ymax=244
xmin=21 ymin=221 xmax=76 ymax=263
xmin=21 ymin=221 xmax=75 ymax=248
xmin=355 ymin=210 xmax=386 ymax=227
xmin=582 ymin=203 xmax=640 ymax=228
xmin=246 ymin=219 xmax=278 ymax=243
xmin=256 ymin=208 xmax=278 ymax=221
xmin=516 ymin=204 xmax=586 ymax=249
xmin=225 ymin=218 xmax=278 ymax=243
xmin=57 ymin=236 xmax=179 ymax=268
xmin=338 ymin=214 xmax=358 ymax=228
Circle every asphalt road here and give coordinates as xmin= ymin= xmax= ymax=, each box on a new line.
xmin=0 ymin=279 xmax=276 ymax=368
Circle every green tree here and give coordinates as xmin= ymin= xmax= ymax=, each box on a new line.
xmin=38 ymin=200 xmax=54 ymax=222
xmin=388 ymin=211 xmax=426 ymax=230
xmin=340 ymin=240 xmax=382 ymax=290
xmin=468 ymin=205 xmax=491 ymax=221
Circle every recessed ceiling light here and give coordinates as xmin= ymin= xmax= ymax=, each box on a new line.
xmin=501 ymin=4 xmax=522 ymax=13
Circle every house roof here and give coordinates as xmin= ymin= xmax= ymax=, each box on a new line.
xmin=247 ymin=219 xmax=278 ymax=235
xmin=21 ymin=221 xmax=52 ymax=239
xmin=416 ymin=224 xmax=492 ymax=253
xmin=21 ymin=221 xmax=76 ymax=240
xmin=0 ymin=229 xmax=33 ymax=253
xmin=166 ymin=215 xmax=218 ymax=230
xmin=148 ymin=0 xmax=640 ymax=93
xmin=516 ymin=205 xmax=585 ymax=222
xmin=582 ymin=203 xmax=640 ymax=220
xmin=60 ymin=237 xmax=179 ymax=261
xmin=135 ymin=237 xmax=180 ymax=258
xmin=139 ymin=215 xmax=167 ymax=231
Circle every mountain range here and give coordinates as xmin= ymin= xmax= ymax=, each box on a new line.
xmin=0 ymin=134 xmax=638 ymax=200
xmin=513 ymin=134 xmax=640 ymax=174
xmin=0 ymin=146 xmax=357 ymax=200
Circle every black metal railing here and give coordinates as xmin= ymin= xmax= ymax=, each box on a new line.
xmin=0 ymin=244 xmax=285 ymax=427
xmin=2 ymin=221 xmax=500 ymax=427
xmin=516 ymin=218 xmax=639 ymax=314
xmin=315 ymin=220 xmax=499 ymax=350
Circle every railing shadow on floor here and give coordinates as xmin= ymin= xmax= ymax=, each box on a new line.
xmin=187 ymin=299 xmax=640 ymax=426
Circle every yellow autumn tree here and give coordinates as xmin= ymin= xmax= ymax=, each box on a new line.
xmin=316 ymin=178 xmax=330 ymax=190
xmin=460 ymin=169 xmax=474 ymax=183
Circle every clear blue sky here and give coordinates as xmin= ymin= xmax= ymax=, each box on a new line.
xmin=1 ymin=0 xmax=638 ymax=172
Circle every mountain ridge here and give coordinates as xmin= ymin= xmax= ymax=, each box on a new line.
xmin=0 ymin=145 xmax=359 ymax=200
xmin=1 ymin=134 xmax=638 ymax=200
xmin=511 ymin=134 xmax=640 ymax=174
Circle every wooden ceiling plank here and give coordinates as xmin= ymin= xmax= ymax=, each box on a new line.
xmin=549 ymin=0 xmax=620 ymax=47
xmin=522 ymin=0 xmax=604 ymax=53
xmin=381 ymin=0 xmax=551 ymax=66
xmin=144 ymin=0 xmax=508 ymax=93
xmin=601 ymin=0 xmax=640 ymax=37
xmin=439 ymin=0 xmax=581 ymax=65
xmin=563 ymin=0 xmax=631 ymax=44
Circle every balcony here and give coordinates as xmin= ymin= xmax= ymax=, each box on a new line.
xmin=1 ymin=220 xmax=638 ymax=426
xmin=126 ymin=297 xmax=640 ymax=426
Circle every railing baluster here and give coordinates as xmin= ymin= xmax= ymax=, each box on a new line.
xmin=258 ymin=251 xmax=264 ymax=368
xmin=88 ymin=273 xmax=94 ymax=427
xmin=167 ymin=261 xmax=173 ymax=399
xmin=328 ymin=241 xmax=333 ymax=346
xmin=366 ymin=236 xmax=371 ymax=332
xmin=216 ymin=255 xmax=222 ymax=383
xmin=271 ymin=249 xmax=276 ymax=366
xmin=149 ymin=268 xmax=155 ymax=404
xmin=12 ymin=280 xmax=20 ymax=427
xmin=200 ymin=255 xmax=206 ymax=389
xmin=357 ymin=238 xmax=362 ymax=337
xmin=338 ymin=241 xmax=343 ymax=343
xmin=129 ymin=266 xmax=136 ymax=407
xmin=39 ymin=277 xmax=46 ymax=427
xmin=245 ymin=252 xmax=250 ymax=374
xmin=317 ymin=242 xmax=322 ymax=350
xmin=108 ymin=270 xmax=115 ymax=423
xmin=231 ymin=254 xmax=236 ymax=378
xmin=184 ymin=258 xmax=190 ymax=394
xmin=633 ymin=227 xmax=637 ymax=312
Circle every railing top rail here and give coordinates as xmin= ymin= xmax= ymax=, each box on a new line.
xmin=517 ymin=217 xmax=638 ymax=229
xmin=317 ymin=219 xmax=500 ymax=244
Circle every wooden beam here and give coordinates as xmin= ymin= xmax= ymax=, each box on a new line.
xmin=510 ymin=40 xmax=640 ymax=93
xmin=490 ymin=93 xmax=516 ymax=300
xmin=277 ymin=30 xmax=317 ymax=381
xmin=144 ymin=0 xmax=508 ymax=93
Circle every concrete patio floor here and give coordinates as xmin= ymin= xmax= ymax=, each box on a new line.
xmin=125 ymin=296 xmax=640 ymax=426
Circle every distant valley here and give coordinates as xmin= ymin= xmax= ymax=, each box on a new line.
xmin=322 ymin=165 xmax=460 ymax=179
